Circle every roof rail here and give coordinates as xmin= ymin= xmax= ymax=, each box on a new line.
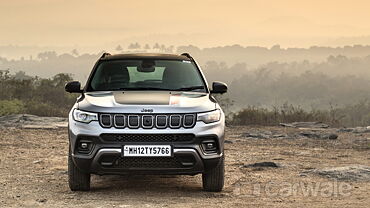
xmin=180 ymin=53 xmax=192 ymax=59
xmin=100 ymin=52 xmax=111 ymax=59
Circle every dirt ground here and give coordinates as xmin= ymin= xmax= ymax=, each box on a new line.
xmin=0 ymin=126 xmax=369 ymax=207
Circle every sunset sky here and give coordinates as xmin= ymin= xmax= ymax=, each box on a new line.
xmin=1 ymin=0 xmax=370 ymax=48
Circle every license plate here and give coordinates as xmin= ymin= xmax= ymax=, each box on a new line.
xmin=122 ymin=145 xmax=172 ymax=157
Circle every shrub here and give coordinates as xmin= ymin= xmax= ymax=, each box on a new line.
xmin=0 ymin=99 xmax=25 ymax=116
xmin=229 ymin=101 xmax=370 ymax=127
xmin=0 ymin=70 xmax=77 ymax=117
xmin=24 ymin=100 xmax=70 ymax=117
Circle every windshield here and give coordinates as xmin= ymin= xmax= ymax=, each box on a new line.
xmin=88 ymin=60 xmax=207 ymax=92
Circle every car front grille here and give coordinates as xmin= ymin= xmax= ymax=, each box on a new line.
xmin=99 ymin=113 xmax=196 ymax=129
xmin=114 ymin=156 xmax=195 ymax=169
xmin=100 ymin=134 xmax=195 ymax=143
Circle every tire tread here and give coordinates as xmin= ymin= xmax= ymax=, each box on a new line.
xmin=202 ymin=155 xmax=224 ymax=192
xmin=68 ymin=147 xmax=91 ymax=191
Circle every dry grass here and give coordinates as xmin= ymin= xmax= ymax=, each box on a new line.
xmin=229 ymin=102 xmax=370 ymax=127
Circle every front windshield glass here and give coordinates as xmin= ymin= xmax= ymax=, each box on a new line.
xmin=88 ymin=60 xmax=206 ymax=92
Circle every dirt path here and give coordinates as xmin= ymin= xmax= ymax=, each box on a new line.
xmin=0 ymin=126 xmax=369 ymax=207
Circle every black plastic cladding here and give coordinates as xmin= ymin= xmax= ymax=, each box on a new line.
xmin=98 ymin=113 xmax=196 ymax=129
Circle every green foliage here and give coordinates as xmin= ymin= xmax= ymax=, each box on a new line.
xmin=24 ymin=100 xmax=68 ymax=117
xmin=0 ymin=70 xmax=77 ymax=117
xmin=202 ymin=60 xmax=370 ymax=110
xmin=335 ymin=100 xmax=370 ymax=127
xmin=1 ymin=69 xmax=370 ymax=127
xmin=0 ymin=99 xmax=25 ymax=116
xmin=229 ymin=101 xmax=370 ymax=127
xmin=230 ymin=104 xmax=329 ymax=126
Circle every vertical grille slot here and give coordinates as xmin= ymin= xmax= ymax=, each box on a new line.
xmin=183 ymin=114 xmax=195 ymax=128
xmin=170 ymin=115 xmax=181 ymax=128
xmin=128 ymin=115 xmax=140 ymax=128
xmin=156 ymin=115 xmax=167 ymax=129
xmin=142 ymin=115 xmax=154 ymax=128
xmin=100 ymin=114 xmax=112 ymax=127
xmin=114 ymin=114 xmax=125 ymax=128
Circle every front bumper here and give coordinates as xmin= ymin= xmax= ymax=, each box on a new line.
xmin=73 ymin=147 xmax=222 ymax=175
xmin=68 ymin=117 xmax=225 ymax=175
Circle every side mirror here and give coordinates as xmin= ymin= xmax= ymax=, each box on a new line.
xmin=65 ymin=81 xmax=82 ymax=93
xmin=211 ymin=81 xmax=227 ymax=94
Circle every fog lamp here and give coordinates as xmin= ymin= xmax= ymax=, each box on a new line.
xmin=80 ymin=142 xmax=88 ymax=149
xmin=201 ymin=140 xmax=217 ymax=153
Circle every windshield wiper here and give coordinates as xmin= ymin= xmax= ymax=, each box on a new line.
xmin=171 ymin=86 xmax=205 ymax=91
xmin=117 ymin=86 xmax=205 ymax=91
xmin=119 ymin=87 xmax=172 ymax=91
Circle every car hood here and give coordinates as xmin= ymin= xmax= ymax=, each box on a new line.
xmin=77 ymin=91 xmax=217 ymax=114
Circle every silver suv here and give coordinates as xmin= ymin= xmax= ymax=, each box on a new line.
xmin=65 ymin=53 xmax=227 ymax=192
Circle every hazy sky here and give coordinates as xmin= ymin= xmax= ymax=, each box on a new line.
xmin=1 ymin=0 xmax=370 ymax=48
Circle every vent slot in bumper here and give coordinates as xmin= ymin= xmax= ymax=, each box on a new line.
xmin=114 ymin=156 xmax=196 ymax=169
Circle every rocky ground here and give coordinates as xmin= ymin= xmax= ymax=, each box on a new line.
xmin=0 ymin=116 xmax=370 ymax=207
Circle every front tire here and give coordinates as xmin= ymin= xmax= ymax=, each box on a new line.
xmin=202 ymin=155 xmax=224 ymax=192
xmin=68 ymin=147 xmax=91 ymax=191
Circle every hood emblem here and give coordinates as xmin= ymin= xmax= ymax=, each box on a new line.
xmin=141 ymin=108 xmax=154 ymax=113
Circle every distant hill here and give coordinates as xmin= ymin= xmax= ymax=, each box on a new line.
xmin=2 ymin=44 xmax=370 ymax=81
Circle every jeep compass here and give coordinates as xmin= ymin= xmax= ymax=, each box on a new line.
xmin=65 ymin=53 xmax=227 ymax=192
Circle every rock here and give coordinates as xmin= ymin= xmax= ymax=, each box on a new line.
xmin=327 ymin=134 xmax=339 ymax=140
xmin=337 ymin=128 xmax=353 ymax=133
xmin=280 ymin=122 xmax=329 ymax=129
xmin=58 ymin=170 xmax=68 ymax=175
xmin=32 ymin=160 xmax=42 ymax=164
xmin=242 ymin=131 xmax=288 ymax=139
xmin=243 ymin=161 xmax=280 ymax=168
xmin=23 ymin=125 xmax=58 ymax=129
xmin=224 ymin=140 xmax=233 ymax=144
xmin=299 ymin=132 xmax=319 ymax=138
xmin=337 ymin=126 xmax=370 ymax=134
xmin=299 ymin=131 xmax=338 ymax=140
xmin=272 ymin=134 xmax=288 ymax=138
xmin=0 ymin=114 xmax=67 ymax=129
xmin=303 ymin=165 xmax=370 ymax=181
xmin=55 ymin=123 xmax=68 ymax=128
xmin=36 ymin=199 xmax=47 ymax=203
xmin=242 ymin=132 xmax=270 ymax=139
xmin=299 ymin=173 xmax=308 ymax=177
xmin=352 ymin=127 xmax=370 ymax=133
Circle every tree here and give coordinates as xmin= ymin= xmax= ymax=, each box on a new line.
xmin=115 ymin=45 xmax=123 ymax=51
xmin=52 ymin=73 xmax=74 ymax=87
xmin=270 ymin=44 xmax=281 ymax=51
xmin=128 ymin=42 xmax=141 ymax=49
xmin=153 ymin=43 xmax=160 ymax=49
xmin=37 ymin=51 xmax=57 ymax=60
xmin=144 ymin=44 xmax=150 ymax=50
xmin=14 ymin=71 xmax=32 ymax=80
xmin=166 ymin=45 xmax=174 ymax=53
xmin=160 ymin=44 xmax=166 ymax=52
xmin=71 ymin=49 xmax=79 ymax=56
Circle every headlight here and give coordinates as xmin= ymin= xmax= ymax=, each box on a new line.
xmin=197 ymin=109 xmax=221 ymax=124
xmin=72 ymin=109 xmax=98 ymax=123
